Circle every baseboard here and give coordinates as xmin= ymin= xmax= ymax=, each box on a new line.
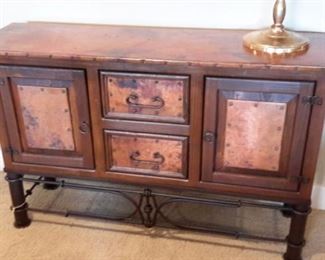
xmin=312 ymin=184 xmax=325 ymax=210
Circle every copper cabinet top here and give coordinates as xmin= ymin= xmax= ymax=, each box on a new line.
xmin=0 ymin=22 xmax=324 ymax=69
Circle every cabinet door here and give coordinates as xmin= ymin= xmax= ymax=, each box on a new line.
xmin=0 ymin=66 xmax=94 ymax=168
xmin=202 ymin=77 xmax=314 ymax=191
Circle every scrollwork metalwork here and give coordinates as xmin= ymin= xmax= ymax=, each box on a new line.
xmin=7 ymin=175 xmax=291 ymax=243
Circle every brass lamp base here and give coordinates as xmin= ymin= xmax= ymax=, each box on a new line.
xmin=243 ymin=0 xmax=309 ymax=56
xmin=243 ymin=27 xmax=309 ymax=55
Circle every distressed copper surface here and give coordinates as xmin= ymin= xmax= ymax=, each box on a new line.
xmin=222 ymin=99 xmax=286 ymax=171
xmin=109 ymin=134 xmax=184 ymax=175
xmin=0 ymin=23 xmax=324 ymax=69
xmin=104 ymin=75 xmax=185 ymax=121
xmin=17 ymin=85 xmax=75 ymax=150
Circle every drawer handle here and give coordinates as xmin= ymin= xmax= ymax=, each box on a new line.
xmin=126 ymin=93 xmax=165 ymax=111
xmin=129 ymin=151 xmax=165 ymax=170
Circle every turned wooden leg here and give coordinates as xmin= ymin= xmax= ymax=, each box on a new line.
xmin=43 ymin=177 xmax=59 ymax=190
xmin=7 ymin=173 xmax=31 ymax=228
xmin=283 ymin=203 xmax=311 ymax=260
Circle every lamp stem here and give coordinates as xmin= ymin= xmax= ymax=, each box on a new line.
xmin=272 ymin=0 xmax=286 ymax=32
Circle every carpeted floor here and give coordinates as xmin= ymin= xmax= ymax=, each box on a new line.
xmin=0 ymin=175 xmax=324 ymax=260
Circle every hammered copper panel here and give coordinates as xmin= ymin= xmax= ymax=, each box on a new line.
xmin=222 ymin=99 xmax=287 ymax=171
xmin=104 ymin=75 xmax=185 ymax=120
xmin=17 ymin=85 xmax=75 ymax=151
xmin=110 ymin=134 xmax=184 ymax=175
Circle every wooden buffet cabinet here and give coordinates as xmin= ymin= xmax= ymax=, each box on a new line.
xmin=0 ymin=22 xmax=325 ymax=260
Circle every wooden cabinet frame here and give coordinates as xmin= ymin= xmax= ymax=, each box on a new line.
xmin=0 ymin=23 xmax=325 ymax=260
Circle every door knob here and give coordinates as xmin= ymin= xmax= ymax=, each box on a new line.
xmin=79 ymin=121 xmax=90 ymax=134
xmin=204 ymin=132 xmax=215 ymax=143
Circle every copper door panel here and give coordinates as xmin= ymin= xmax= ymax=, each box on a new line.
xmin=202 ymin=77 xmax=315 ymax=191
xmin=105 ymin=131 xmax=188 ymax=179
xmin=101 ymin=72 xmax=189 ymax=123
xmin=0 ymin=66 xmax=94 ymax=169
xmin=16 ymin=85 xmax=75 ymax=151
xmin=222 ymin=99 xmax=286 ymax=172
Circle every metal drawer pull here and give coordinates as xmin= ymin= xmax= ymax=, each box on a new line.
xmin=130 ymin=151 xmax=165 ymax=170
xmin=126 ymin=93 xmax=165 ymax=111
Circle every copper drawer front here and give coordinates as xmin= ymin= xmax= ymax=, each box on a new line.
xmin=100 ymin=72 xmax=189 ymax=124
xmin=105 ymin=131 xmax=188 ymax=179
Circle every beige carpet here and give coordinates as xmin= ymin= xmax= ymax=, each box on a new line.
xmin=0 ymin=175 xmax=324 ymax=260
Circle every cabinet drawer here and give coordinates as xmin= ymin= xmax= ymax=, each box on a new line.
xmin=100 ymin=72 xmax=189 ymax=124
xmin=105 ymin=131 xmax=188 ymax=179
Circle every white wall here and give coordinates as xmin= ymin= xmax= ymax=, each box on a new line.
xmin=0 ymin=0 xmax=325 ymax=209
xmin=0 ymin=0 xmax=325 ymax=31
